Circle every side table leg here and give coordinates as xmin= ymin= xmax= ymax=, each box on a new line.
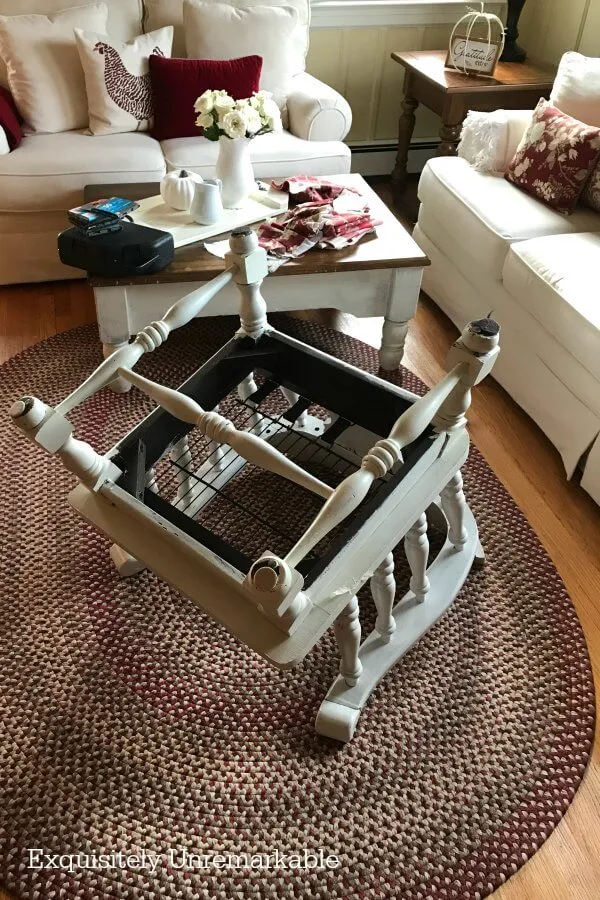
xmin=102 ymin=342 xmax=132 ymax=393
xmin=392 ymin=94 xmax=419 ymax=198
xmin=437 ymin=122 xmax=462 ymax=157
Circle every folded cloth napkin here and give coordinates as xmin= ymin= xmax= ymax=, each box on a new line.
xmin=259 ymin=177 xmax=381 ymax=270
xmin=271 ymin=175 xmax=360 ymax=207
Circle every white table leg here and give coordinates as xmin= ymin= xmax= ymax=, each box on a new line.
xmin=94 ymin=285 xmax=133 ymax=393
xmin=102 ymin=342 xmax=132 ymax=394
xmin=379 ymin=267 xmax=424 ymax=371
xmin=380 ymin=319 xmax=409 ymax=371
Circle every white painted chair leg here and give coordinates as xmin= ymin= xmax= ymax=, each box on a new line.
xmin=238 ymin=372 xmax=261 ymax=429
xmin=145 ymin=467 xmax=158 ymax=494
xmin=280 ymin=386 xmax=307 ymax=428
xmin=102 ymin=342 xmax=132 ymax=394
xmin=170 ymin=435 xmax=193 ymax=501
xmin=333 ymin=595 xmax=363 ymax=686
xmin=109 ymin=467 xmax=158 ymax=576
xmin=371 ymin=553 xmax=396 ymax=641
xmin=404 ymin=512 xmax=430 ymax=603
xmin=473 ymin=539 xmax=486 ymax=569
xmin=109 ymin=543 xmax=146 ymax=577
xmin=441 ymin=470 xmax=468 ymax=550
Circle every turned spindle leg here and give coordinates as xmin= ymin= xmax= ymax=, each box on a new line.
xmin=238 ymin=372 xmax=261 ymax=429
xmin=171 ymin=435 xmax=193 ymax=501
xmin=441 ymin=471 xmax=468 ymax=550
xmin=371 ymin=553 xmax=396 ymax=641
xmin=333 ymin=595 xmax=363 ymax=686
xmin=405 ymin=513 xmax=430 ymax=603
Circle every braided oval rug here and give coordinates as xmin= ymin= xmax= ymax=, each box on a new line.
xmin=0 ymin=315 xmax=594 ymax=900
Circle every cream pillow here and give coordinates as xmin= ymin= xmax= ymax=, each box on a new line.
xmin=75 ymin=26 xmax=173 ymax=135
xmin=183 ymin=0 xmax=300 ymax=109
xmin=148 ymin=0 xmax=310 ymax=65
xmin=550 ymin=52 xmax=600 ymax=129
xmin=0 ymin=3 xmax=108 ymax=133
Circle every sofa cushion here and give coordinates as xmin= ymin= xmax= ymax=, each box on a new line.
xmin=144 ymin=0 xmax=310 ymax=63
xmin=0 ymin=130 xmax=166 ymax=211
xmin=0 ymin=0 xmax=143 ymax=88
xmin=418 ymin=156 xmax=600 ymax=282
xmin=502 ymin=232 xmax=600 ymax=381
xmin=75 ymin=26 xmax=174 ymax=135
xmin=161 ymin=130 xmax=351 ymax=178
xmin=183 ymin=1 xmax=299 ymax=110
xmin=551 ymin=52 xmax=600 ymax=128
xmin=505 ymin=99 xmax=600 ymax=213
xmin=0 ymin=4 xmax=109 ymax=133
xmin=149 ymin=53 xmax=262 ymax=141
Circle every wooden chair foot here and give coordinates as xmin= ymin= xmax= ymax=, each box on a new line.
xmin=110 ymin=543 xmax=146 ymax=577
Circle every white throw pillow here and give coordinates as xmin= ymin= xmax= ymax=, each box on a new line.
xmin=75 ymin=27 xmax=173 ymax=135
xmin=0 ymin=3 xmax=108 ymax=133
xmin=550 ymin=52 xmax=600 ymax=128
xmin=458 ymin=109 xmax=510 ymax=174
xmin=146 ymin=0 xmax=310 ymax=63
xmin=183 ymin=0 xmax=300 ymax=109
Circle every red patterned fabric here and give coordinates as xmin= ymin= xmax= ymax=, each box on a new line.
xmin=258 ymin=181 xmax=381 ymax=269
xmin=0 ymin=85 xmax=23 ymax=151
xmin=149 ymin=55 xmax=262 ymax=141
xmin=271 ymin=176 xmax=359 ymax=207
xmin=505 ymin=99 xmax=600 ymax=213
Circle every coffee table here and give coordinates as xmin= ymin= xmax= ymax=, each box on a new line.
xmin=84 ymin=175 xmax=429 ymax=387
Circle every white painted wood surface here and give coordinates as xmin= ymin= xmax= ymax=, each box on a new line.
xmin=94 ymin=264 xmax=424 ymax=372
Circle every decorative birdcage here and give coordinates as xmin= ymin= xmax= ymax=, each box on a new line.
xmin=446 ymin=2 xmax=506 ymax=78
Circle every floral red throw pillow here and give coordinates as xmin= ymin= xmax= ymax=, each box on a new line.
xmin=505 ymin=99 xmax=600 ymax=213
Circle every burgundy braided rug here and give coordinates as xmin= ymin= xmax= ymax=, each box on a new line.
xmin=0 ymin=315 xmax=595 ymax=900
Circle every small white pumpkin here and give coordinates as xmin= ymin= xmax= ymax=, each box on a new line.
xmin=160 ymin=169 xmax=203 ymax=211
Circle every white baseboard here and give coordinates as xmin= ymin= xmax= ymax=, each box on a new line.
xmin=350 ymin=140 xmax=438 ymax=178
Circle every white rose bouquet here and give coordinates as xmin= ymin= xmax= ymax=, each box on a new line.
xmin=194 ymin=90 xmax=282 ymax=141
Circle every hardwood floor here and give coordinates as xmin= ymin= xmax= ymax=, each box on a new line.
xmin=0 ymin=278 xmax=598 ymax=900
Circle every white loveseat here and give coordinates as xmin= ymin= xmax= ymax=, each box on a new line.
xmin=0 ymin=0 xmax=352 ymax=284
xmin=414 ymin=112 xmax=600 ymax=508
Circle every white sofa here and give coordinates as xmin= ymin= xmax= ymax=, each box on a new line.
xmin=0 ymin=0 xmax=352 ymax=284
xmin=414 ymin=113 xmax=600 ymax=508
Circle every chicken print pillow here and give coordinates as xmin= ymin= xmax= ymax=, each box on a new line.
xmin=75 ymin=27 xmax=173 ymax=135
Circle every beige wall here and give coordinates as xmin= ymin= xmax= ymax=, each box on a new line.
xmin=520 ymin=0 xmax=599 ymax=65
xmin=306 ymin=24 xmax=454 ymax=144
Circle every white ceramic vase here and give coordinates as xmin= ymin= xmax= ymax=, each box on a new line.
xmin=215 ymin=136 xmax=254 ymax=209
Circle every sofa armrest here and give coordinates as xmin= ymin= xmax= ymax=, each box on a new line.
xmin=458 ymin=108 xmax=533 ymax=173
xmin=287 ymin=72 xmax=352 ymax=142
xmin=0 ymin=126 xmax=9 ymax=155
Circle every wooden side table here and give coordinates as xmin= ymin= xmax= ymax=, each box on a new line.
xmin=391 ymin=50 xmax=555 ymax=197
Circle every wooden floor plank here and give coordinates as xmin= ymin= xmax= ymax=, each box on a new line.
xmin=0 ymin=274 xmax=598 ymax=900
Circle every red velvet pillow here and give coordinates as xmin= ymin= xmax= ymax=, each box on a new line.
xmin=149 ymin=55 xmax=262 ymax=141
xmin=0 ymin=85 xmax=23 ymax=151
xmin=505 ymin=99 xmax=600 ymax=213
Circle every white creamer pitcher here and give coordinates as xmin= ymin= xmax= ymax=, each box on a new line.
xmin=190 ymin=179 xmax=223 ymax=225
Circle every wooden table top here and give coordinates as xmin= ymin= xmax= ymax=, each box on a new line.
xmin=391 ymin=49 xmax=555 ymax=94
xmin=84 ymin=174 xmax=429 ymax=287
